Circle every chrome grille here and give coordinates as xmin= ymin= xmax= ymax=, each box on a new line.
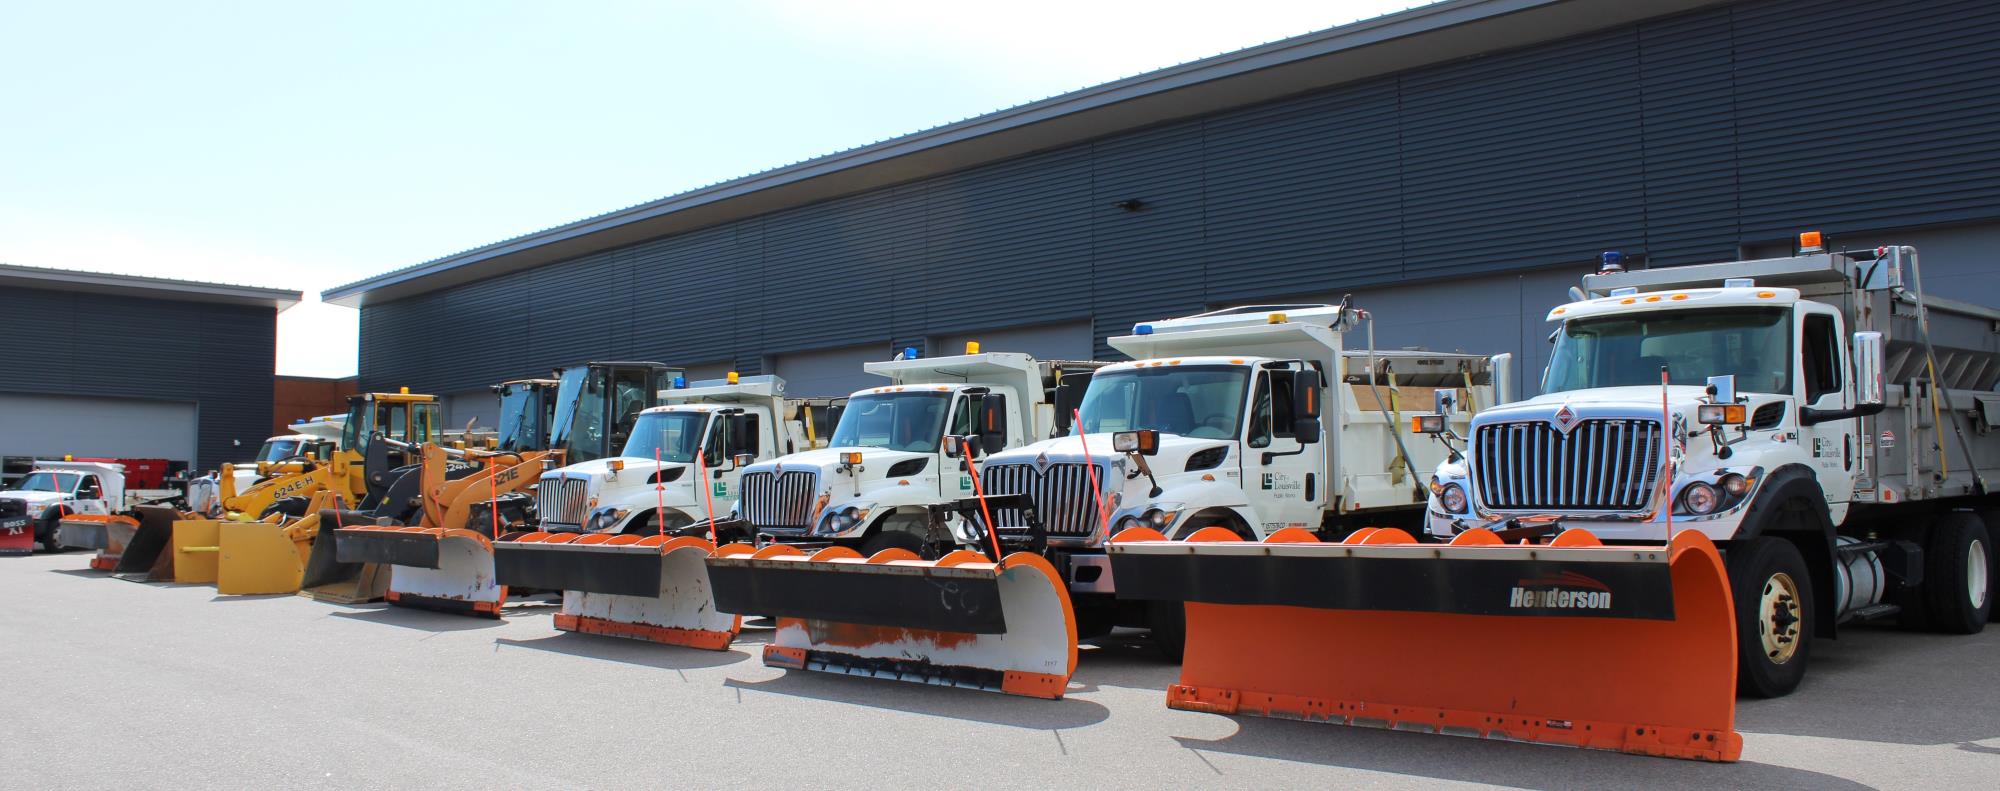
xmin=1473 ymin=418 xmax=1663 ymax=511
xmin=740 ymin=470 xmax=818 ymax=529
xmin=979 ymin=462 xmax=1110 ymax=538
xmin=536 ymin=478 xmax=590 ymax=526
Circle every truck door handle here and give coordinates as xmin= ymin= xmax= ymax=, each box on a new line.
xmin=1844 ymin=435 xmax=1852 ymax=471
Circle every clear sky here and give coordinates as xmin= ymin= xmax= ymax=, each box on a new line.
xmin=2 ymin=0 xmax=1429 ymax=377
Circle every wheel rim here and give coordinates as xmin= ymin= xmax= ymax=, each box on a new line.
xmin=1970 ymin=539 xmax=1990 ymax=610
xmin=1760 ymin=571 xmax=1804 ymax=664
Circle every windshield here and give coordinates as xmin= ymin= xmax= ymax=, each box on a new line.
xmin=495 ymin=383 xmax=546 ymax=452
xmin=1545 ymin=308 xmax=1793 ymax=394
xmin=1078 ymin=366 xmax=1250 ymax=439
xmin=256 ymin=439 xmax=303 ymax=462
xmin=340 ymin=399 xmax=372 ymax=451
xmin=8 ymin=472 xmax=76 ymax=494
xmin=829 ymin=393 xmax=950 ymax=453
xmin=549 ymin=367 xmax=601 ymax=458
xmin=621 ymin=411 xmax=709 ymax=463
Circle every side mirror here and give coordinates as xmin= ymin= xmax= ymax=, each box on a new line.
xmin=1489 ymin=353 xmax=1514 ymax=405
xmin=1292 ymin=369 xmax=1323 ymax=420
xmin=943 ymin=436 xmax=969 ymax=459
xmin=1853 ymin=331 xmax=1885 ymax=407
xmin=1112 ymin=429 xmax=1160 ymax=455
xmin=1292 ymin=418 xmax=1322 ymax=444
xmin=1706 ymin=374 xmax=1737 ymax=404
xmin=732 ymin=452 xmax=756 ymax=468
xmin=1433 ymin=388 xmax=1456 ymax=418
xmin=977 ymin=394 xmax=1009 ymax=455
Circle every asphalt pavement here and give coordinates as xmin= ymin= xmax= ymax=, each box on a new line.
xmin=2 ymin=552 xmax=1996 ymax=790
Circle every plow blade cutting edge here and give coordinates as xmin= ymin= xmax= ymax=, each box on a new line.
xmin=493 ymin=533 xmax=737 ymax=649
xmin=297 ymin=510 xmax=388 ymax=603
xmin=705 ymin=546 xmax=1076 ymax=699
xmin=1108 ymin=526 xmax=1742 ymax=762
xmin=111 ymin=507 xmax=179 ymax=581
xmin=335 ymin=526 xmax=507 ymax=616
xmin=58 ymin=515 xmax=138 ymax=570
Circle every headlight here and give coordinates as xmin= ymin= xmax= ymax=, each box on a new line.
xmin=818 ymin=505 xmax=872 ymax=536
xmin=1679 ymin=482 xmax=1720 ymax=515
xmin=1719 ymin=473 xmax=1750 ymax=496
xmin=1438 ymin=483 xmax=1467 ymax=514
xmin=586 ymin=507 xmax=629 ymax=533
xmin=1113 ymin=515 xmax=1143 ymax=536
xmin=1141 ymin=505 xmax=1183 ymax=530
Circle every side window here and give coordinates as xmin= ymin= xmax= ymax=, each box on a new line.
xmin=1248 ymin=374 xmax=1273 ymax=448
xmin=1803 ymin=314 xmax=1840 ymax=402
xmin=1269 ymin=370 xmax=1298 ymax=439
xmin=736 ymin=413 xmax=760 ymax=456
xmin=79 ymin=475 xmax=102 ymax=499
xmin=950 ymin=395 xmax=980 ymax=437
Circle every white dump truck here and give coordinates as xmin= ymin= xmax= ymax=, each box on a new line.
xmin=736 ymin=347 xmax=1104 ymax=554
xmin=531 ymin=375 xmax=834 ymax=534
xmin=972 ymin=304 xmax=1495 ymax=649
xmin=1420 ymin=238 xmax=2000 ymax=698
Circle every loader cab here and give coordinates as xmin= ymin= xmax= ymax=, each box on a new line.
xmin=493 ymin=378 xmax=561 ymax=453
xmin=548 ymin=362 xmax=679 ymax=465
xmin=341 ymin=392 xmax=442 ymax=469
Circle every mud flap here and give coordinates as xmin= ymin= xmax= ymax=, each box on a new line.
xmin=298 ymin=510 xmax=388 ymax=604
xmin=112 ymin=507 xmax=180 ymax=582
xmin=337 ymin=526 xmax=506 ymax=617
xmin=1108 ymin=526 xmax=1742 ymax=762
xmin=705 ymin=546 xmax=1076 ymax=699
xmin=494 ymin=533 xmax=738 ymax=649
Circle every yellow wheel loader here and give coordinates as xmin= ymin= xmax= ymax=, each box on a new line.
xmin=152 ymin=391 xmax=440 ymax=591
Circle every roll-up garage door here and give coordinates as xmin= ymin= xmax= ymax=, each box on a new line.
xmin=444 ymin=390 xmax=496 ymax=432
xmin=0 ymin=393 xmax=197 ymax=465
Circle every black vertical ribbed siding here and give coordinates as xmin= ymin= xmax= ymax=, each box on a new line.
xmin=0 ymin=285 xmax=273 ymax=467
xmin=360 ymin=0 xmax=2000 ymax=393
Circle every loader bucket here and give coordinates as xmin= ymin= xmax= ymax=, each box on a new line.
xmin=214 ymin=515 xmax=318 ymax=595
xmin=169 ymin=519 xmax=224 ymax=585
xmin=298 ymin=510 xmax=389 ymax=604
xmin=111 ymin=507 xmax=181 ymax=581
xmin=493 ymin=533 xmax=738 ymax=649
xmin=705 ymin=545 xmax=1076 ymax=699
xmin=335 ymin=525 xmax=507 ymax=617
xmin=1107 ymin=526 xmax=1742 ymax=762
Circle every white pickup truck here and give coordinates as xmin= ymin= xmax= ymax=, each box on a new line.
xmin=0 ymin=460 xmax=123 ymax=553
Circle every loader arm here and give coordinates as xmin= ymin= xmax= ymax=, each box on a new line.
xmin=435 ymin=452 xmax=548 ymax=532
xmin=222 ymin=463 xmax=331 ymax=518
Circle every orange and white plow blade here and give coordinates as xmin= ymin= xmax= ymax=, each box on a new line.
xmin=55 ymin=514 xmax=139 ymax=570
xmin=705 ymin=547 xmax=1077 ymax=699
xmin=491 ymin=533 xmax=738 ymax=649
xmin=1108 ymin=526 xmax=1742 ymax=762
xmin=335 ymin=526 xmax=507 ymax=616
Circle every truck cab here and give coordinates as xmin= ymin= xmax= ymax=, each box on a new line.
xmin=980 ymin=305 xmax=1491 ymax=603
xmin=534 ymin=374 xmax=826 ymax=534
xmin=737 ymin=349 xmax=1095 ymax=555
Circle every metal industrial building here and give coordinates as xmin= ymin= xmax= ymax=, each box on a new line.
xmin=328 ymin=0 xmax=2000 ymax=426
xmin=0 ymin=264 xmax=300 ymax=473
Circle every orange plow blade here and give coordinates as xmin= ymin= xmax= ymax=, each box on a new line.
xmin=1108 ymin=526 xmax=1742 ymax=762
xmin=705 ymin=546 xmax=1077 ymax=699
xmin=55 ymin=514 xmax=139 ymax=570
xmin=492 ymin=533 xmax=738 ymax=649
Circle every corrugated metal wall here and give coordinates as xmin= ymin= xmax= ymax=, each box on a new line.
xmin=0 ymin=286 xmax=275 ymax=467
xmin=360 ymin=0 xmax=2000 ymax=394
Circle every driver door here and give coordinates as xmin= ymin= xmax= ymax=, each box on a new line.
xmin=1242 ymin=367 xmax=1324 ymax=535
xmin=75 ymin=474 xmax=110 ymax=514
xmin=1795 ymin=306 xmax=1855 ymax=504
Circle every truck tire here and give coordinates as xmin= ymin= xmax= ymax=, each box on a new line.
xmin=1726 ymin=537 xmax=1813 ymax=698
xmin=860 ymin=528 xmax=924 ymax=557
xmin=1919 ymin=512 xmax=1991 ymax=635
xmin=1146 ymin=516 xmax=1242 ymax=662
xmin=1978 ymin=509 xmax=2000 ymax=624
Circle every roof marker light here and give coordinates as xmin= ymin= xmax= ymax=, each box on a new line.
xmin=727 ymin=371 xmax=739 ymax=384
xmin=1599 ymin=251 xmax=1625 ymax=274
xmin=672 ymin=376 xmax=687 ymax=389
xmin=965 ymin=341 xmax=980 ymax=354
xmin=1799 ymin=231 xmax=1824 ymax=253
xmin=1267 ymin=312 xmax=1288 ymax=324
xmin=1134 ymin=324 xmax=1154 ymax=335
xmin=903 ymin=346 xmax=920 ymax=360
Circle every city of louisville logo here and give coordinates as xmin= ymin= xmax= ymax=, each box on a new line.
xmin=1509 ymin=570 xmax=1613 ymax=609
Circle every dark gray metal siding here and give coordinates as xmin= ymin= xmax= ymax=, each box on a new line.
xmin=360 ymin=0 xmax=2000 ymax=391
xmin=0 ymin=285 xmax=275 ymax=467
